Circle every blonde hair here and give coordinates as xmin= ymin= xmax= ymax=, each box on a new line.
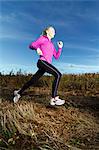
xmin=42 ymin=26 xmax=54 ymax=36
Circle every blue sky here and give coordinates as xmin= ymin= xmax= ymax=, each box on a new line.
xmin=0 ymin=0 xmax=99 ymax=74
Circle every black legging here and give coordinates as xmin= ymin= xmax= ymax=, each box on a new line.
xmin=18 ymin=59 xmax=62 ymax=98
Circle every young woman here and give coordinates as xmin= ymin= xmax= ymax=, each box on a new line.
xmin=13 ymin=26 xmax=65 ymax=106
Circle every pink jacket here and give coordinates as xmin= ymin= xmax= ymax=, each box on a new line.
xmin=29 ymin=35 xmax=62 ymax=64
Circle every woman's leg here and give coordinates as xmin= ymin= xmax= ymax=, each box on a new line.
xmin=18 ymin=68 xmax=45 ymax=95
xmin=37 ymin=60 xmax=62 ymax=98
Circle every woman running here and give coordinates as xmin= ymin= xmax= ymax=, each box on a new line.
xmin=13 ymin=26 xmax=65 ymax=106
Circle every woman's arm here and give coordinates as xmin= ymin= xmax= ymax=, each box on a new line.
xmin=53 ymin=41 xmax=63 ymax=59
xmin=29 ymin=35 xmax=44 ymax=50
xmin=53 ymin=47 xmax=62 ymax=59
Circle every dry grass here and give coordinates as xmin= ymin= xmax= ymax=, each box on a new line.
xmin=0 ymin=73 xmax=99 ymax=149
xmin=0 ymin=98 xmax=99 ymax=150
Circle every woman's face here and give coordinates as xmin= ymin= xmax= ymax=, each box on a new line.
xmin=46 ymin=27 xmax=56 ymax=39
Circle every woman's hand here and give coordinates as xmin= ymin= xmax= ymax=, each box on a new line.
xmin=37 ymin=48 xmax=43 ymax=55
xmin=57 ymin=41 xmax=63 ymax=48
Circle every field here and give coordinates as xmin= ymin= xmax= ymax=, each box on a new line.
xmin=0 ymin=72 xmax=99 ymax=150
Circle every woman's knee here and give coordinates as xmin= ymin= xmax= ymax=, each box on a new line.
xmin=59 ymin=71 xmax=62 ymax=77
xmin=57 ymin=71 xmax=62 ymax=78
xmin=54 ymin=71 xmax=62 ymax=78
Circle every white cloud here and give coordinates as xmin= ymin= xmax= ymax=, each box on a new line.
xmin=0 ymin=32 xmax=35 ymax=41
xmin=0 ymin=13 xmax=16 ymax=22
xmin=75 ymin=9 xmax=99 ymax=22
xmin=0 ymin=63 xmax=37 ymax=75
xmin=53 ymin=61 xmax=99 ymax=74
xmin=89 ymin=38 xmax=99 ymax=42
xmin=0 ymin=12 xmax=36 ymax=41
xmin=64 ymin=43 xmax=99 ymax=53
xmin=0 ymin=12 xmax=43 ymax=26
